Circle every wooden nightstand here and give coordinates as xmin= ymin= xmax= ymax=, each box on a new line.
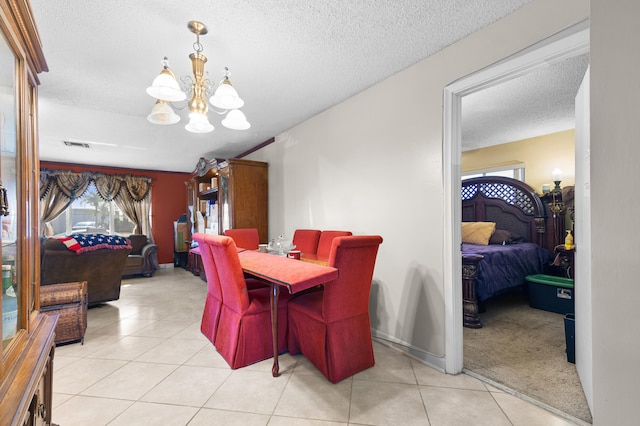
xmin=548 ymin=245 xmax=575 ymax=278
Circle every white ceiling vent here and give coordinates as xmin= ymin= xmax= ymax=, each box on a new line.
xmin=63 ymin=141 xmax=91 ymax=148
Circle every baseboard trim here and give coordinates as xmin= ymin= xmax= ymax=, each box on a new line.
xmin=371 ymin=329 xmax=445 ymax=373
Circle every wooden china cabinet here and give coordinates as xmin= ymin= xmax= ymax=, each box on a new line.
xmin=0 ymin=1 xmax=57 ymax=425
xmin=186 ymin=157 xmax=268 ymax=244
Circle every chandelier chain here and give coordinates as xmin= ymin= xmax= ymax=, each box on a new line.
xmin=193 ymin=37 xmax=203 ymax=54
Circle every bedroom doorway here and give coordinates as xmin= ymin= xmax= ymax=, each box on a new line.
xmin=442 ymin=21 xmax=591 ymax=421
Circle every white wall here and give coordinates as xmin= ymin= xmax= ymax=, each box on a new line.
xmin=590 ymin=1 xmax=640 ymax=424
xmin=249 ymin=0 xmax=589 ymax=367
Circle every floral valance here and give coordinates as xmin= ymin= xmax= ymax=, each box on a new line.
xmin=40 ymin=169 xmax=153 ymax=202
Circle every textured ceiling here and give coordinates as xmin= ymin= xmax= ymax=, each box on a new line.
xmin=27 ymin=0 xmax=564 ymax=173
xmin=462 ymin=53 xmax=590 ymax=151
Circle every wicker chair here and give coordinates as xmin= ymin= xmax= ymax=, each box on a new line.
xmin=40 ymin=281 xmax=88 ymax=345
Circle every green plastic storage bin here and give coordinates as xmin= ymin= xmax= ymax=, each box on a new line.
xmin=525 ymin=274 xmax=574 ymax=315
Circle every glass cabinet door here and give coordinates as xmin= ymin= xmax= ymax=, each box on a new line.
xmin=218 ymin=167 xmax=230 ymax=234
xmin=1 ymin=32 xmax=20 ymax=350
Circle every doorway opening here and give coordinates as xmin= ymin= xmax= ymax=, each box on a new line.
xmin=442 ymin=21 xmax=590 ymax=421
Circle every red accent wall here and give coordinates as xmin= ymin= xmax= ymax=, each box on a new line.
xmin=41 ymin=161 xmax=189 ymax=265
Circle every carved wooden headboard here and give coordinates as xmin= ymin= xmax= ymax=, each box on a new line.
xmin=461 ymin=176 xmax=549 ymax=250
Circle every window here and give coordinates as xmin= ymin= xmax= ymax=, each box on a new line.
xmin=462 ymin=163 xmax=525 ymax=181
xmin=48 ymin=185 xmax=135 ymax=237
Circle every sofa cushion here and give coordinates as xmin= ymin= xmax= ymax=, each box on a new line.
xmin=128 ymin=234 xmax=148 ymax=255
xmin=126 ymin=255 xmax=144 ymax=268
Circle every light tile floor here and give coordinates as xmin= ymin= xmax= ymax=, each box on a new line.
xmin=52 ymin=267 xmax=585 ymax=425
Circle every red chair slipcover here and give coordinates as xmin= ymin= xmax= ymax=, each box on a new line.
xmin=193 ymin=233 xmax=222 ymax=344
xmin=208 ymin=235 xmax=289 ymax=369
xmin=223 ymin=228 xmax=268 ymax=289
xmin=224 ymin=228 xmax=260 ymax=250
xmin=195 ymin=233 xmax=268 ymax=345
xmin=292 ymin=229 xmax=321 ymax=255
xmin=287 ymin=235 xmax=383 ymax=383
xmin=316 ymin=230 xmax=353 ymax=258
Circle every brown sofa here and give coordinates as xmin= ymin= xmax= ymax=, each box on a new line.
xmin=122 ymin=234 xmax=158 ymax=277
xmin=40 ymin=238 xmax=131 ymax=305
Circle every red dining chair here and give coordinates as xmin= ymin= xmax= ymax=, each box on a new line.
xmin=316 ymin=230 xmax=352 ymax=259
xmin=193 ymin=233 xmax=223 ymax=344
xmin=223 ymin=228 xmax=268 ymax=288
xmin=287 ymin=235 xmax=383 ymax=383
xmin=209 ymin=235 xmax=289 ymax=369
xmin=224 ymin=228 xmax=260 ymax=250
xmin=194 ymin=233 xmax=267 ymax=344
xmin=292 ymin=229 xmax=321 ymax=255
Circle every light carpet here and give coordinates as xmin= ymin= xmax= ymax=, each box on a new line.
xmin=463 ymin=291 xmax=592 ymax=423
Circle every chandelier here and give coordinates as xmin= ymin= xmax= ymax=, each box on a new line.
xmin=146 ymin=21 xmax=250 ymax=133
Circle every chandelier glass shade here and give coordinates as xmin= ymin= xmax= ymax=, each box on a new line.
xmin=145 ymin=64 xmax=186 ymax=102
xmin=210 ymin=78 xmax=244 ymax=110
xmin=222 ymin=109 xmax=251 ymax=130
xmin=147 ymin=100 xmax=180 ymax=125
xmin=146 ymin=21 xmax=250 ymax=133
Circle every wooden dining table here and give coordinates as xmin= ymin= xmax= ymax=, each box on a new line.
xmin=299 ymin=253 xmax=329 ymax=266
xmin=237 ymin=250 xmax=338 ymax=376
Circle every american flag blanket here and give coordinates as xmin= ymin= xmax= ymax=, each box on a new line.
xmin=57 ymin=233 xmax=132 ymax=254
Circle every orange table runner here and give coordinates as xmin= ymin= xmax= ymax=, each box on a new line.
xmin=237 ymin=250 xmax=337 ymax=293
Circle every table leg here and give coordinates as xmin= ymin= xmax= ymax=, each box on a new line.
xmin=270 ymin=283 xmax=280 ymax=377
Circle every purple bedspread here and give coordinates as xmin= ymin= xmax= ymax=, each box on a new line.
xmin=462 ymin=242 xmax=553 ymax=301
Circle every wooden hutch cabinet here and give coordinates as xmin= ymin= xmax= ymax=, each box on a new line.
xmin=0 ymin=1 xmax=57 ymax=425
xmin=186 ymin=157 xmax=268 ymax=244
